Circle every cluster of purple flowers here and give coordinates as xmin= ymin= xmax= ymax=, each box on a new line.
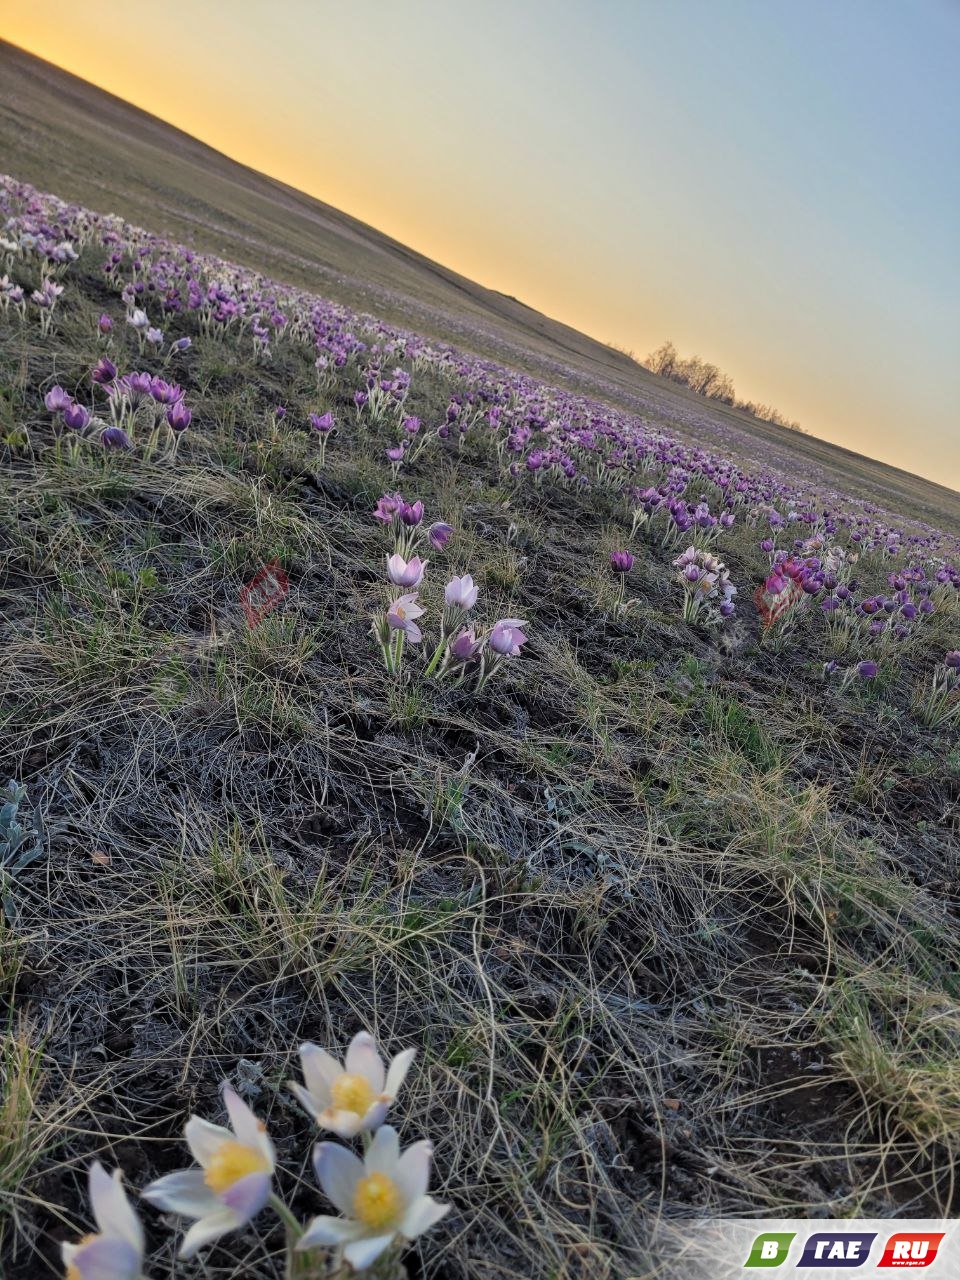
xmin=673 ymin=547 xmax=737 ymax=624
xmin=372 ymin=495 xmax=527 ymax=689
xmin=4 ymin=171 xmax=958 ymax=704
xmin=41 ymin=359 xmax=193 ymax=455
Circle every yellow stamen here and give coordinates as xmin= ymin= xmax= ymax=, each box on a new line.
xmin=352 ymin=1171 xmax=402 ymax=1229
xmin=330 ymin=1072 xmax=376 ymax=1116
xmin=203 ymin=1140 xmax=269 ymax=1193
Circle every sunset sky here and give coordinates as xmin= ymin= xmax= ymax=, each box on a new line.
xmin=5 ymin=0 xmax=959 ymax=487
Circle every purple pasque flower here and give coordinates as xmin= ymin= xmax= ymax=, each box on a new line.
xmin=945 ymin=651 xmax=960 ymax=670
xmin=97 ymin=312 xmax=113 ymax=334
xmin=63 ymin=402 xmax=92 ymax=431
xmin=399 ymin=500 xmax=424 ymax=527
xmin=91 ymin=356 xmax=117 ymax=385
xmin=309 ymin=411 xmax=335 ymax=434
xmin=373 ymin=491 xmax=405 ymax=523
xmin=428 ymin=522 xmax=453 ymax=550
xmin=450 ymin=628 xmax=482 ymax=661
xmin=387 ymin=593 xmax=425 ymax=642
xmin=386 ymin=443 xmax=406 ymax=463
xmin=488 ymin=618 xmax=528 ymax=657
xmin=44 ymin=384 xmax=72 ymax=413
xmin=167 ymin=401 xmax=192 ymax=432
xmin=402 ymin=415 xmax=421 ymax=435
xmin=444 ymin=574 xmax=479 ymax=610
xmin=858 ymin=660 xmax=878 ymax=679
xmin=386 ymin=553 xmax=427 ymax=588
xmin=101 ymin=425 xmax=134 ymax=450
xmin=610 ymin=550 xmax=634 ymax=574
xmin=274 ymin=405 xmax=287 ymax=421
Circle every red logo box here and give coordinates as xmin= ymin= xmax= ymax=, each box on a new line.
xmin=754 ymin=579 xmax=803 ymax=629
xmin=240 ymin=560 xmax=289 ymax=627
xmin=878 ymin=1233 xmax=945 ymax=1268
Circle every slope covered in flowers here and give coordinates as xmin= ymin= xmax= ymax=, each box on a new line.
xmin=1 ymin=174 xmax=959 ymax=1280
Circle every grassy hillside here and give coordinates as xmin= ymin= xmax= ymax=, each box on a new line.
xmin=2 ymin=39 xmax=958 ymax=536
xmin=0 ymin=63 xmax=959 ymax=1280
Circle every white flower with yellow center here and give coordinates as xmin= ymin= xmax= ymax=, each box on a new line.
xmin=62 ymin=1162 xmax=144 ymax=1280
xmin=289 ymin=1031 xmax=416 ymax=1139
xmin=142 ymin=1084 xmax=275 ymax=1258
xmin=297 ymin=1125 xmax=450 ymax=1271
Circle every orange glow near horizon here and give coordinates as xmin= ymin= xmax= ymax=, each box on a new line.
xmin=3 ymin=0 xmax=959 ymax=490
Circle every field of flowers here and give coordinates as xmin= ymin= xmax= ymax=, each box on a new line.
xmin=1 ymin=173 xmax=959 ymax=1280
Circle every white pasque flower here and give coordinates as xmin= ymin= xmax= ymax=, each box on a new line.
xmin=62 ymin=1162 xmax=144 ymax=1280
xmin=142 ymin=1084 xmax=275 ymax=1258
xmin=297 ymin=1125 xmax=450 ymax=1271
xmin=289 ymin=1031 xmax=415 ymax=1139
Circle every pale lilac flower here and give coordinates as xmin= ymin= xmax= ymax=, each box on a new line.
xmin=44 ymin=385 xmax=72 ymax=413
xmin=373 ymin=492 xmax=404 ymax=523
xmin=61 ymin=1162 xmax=144 ymax=1280
xmin=488 ymin=618 xmax=528 ymax=657
xmin=288 ymin=1031 xmax=416 ymax=1139
xmin=386 ymin=593 xmax=425 ymax=642
xmin=444 ymin=574 xmax=478 ymax=610
xmin=142 ymin=1084 xmax=275 ymax=1259
xmin=297 ymin=1125 xmax=450 ymax=1272
xmin=387 ymin=554 xmax=427 ymax=588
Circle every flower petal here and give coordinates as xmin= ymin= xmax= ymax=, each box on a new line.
xmin=299 ymin=1043 xmax=342 ymax=1104
xmin=365 ymin=1124 xmax=400 ymax=1176
xmin=313 ymin=1141 xmax=364 ymax=1216
xmin=185 ymin=1116 xmax=233 ymax=1168
xmin=88 ymin=1163 xmax=144 ymax=1254
xmin=222 ymin=1084 xmax=274 ymax=1167
xmin=289 ymin=1081 xmax=323 ymax=1123
xmin=399 ymin=1194 xmax=451 ymax=1240
xmin=395 ymin=1140 xmax=433 ymax=1204
xmin=296 ymin=1214 xmax=365 ymax=1250
xmin=384 ymin=1048 xmax=416 ymax=1098
xmin=67 ymin=1234 xmax=142 ymax=1280
xmin=220 ymin=1170 xmax=271 ymax=1225
xmin=342 ymin=1232 xmax=396 ymax=1271
xmin=178 ymin=1208 xmax=240 ymax=1259
xmin=141 ymin=1169 xmax=217 ymax=1218
xmin=320 ymin=1107 xmax=366 ymax=1139
xmin=359 ymin=1099 xmax=390 ymax=1133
